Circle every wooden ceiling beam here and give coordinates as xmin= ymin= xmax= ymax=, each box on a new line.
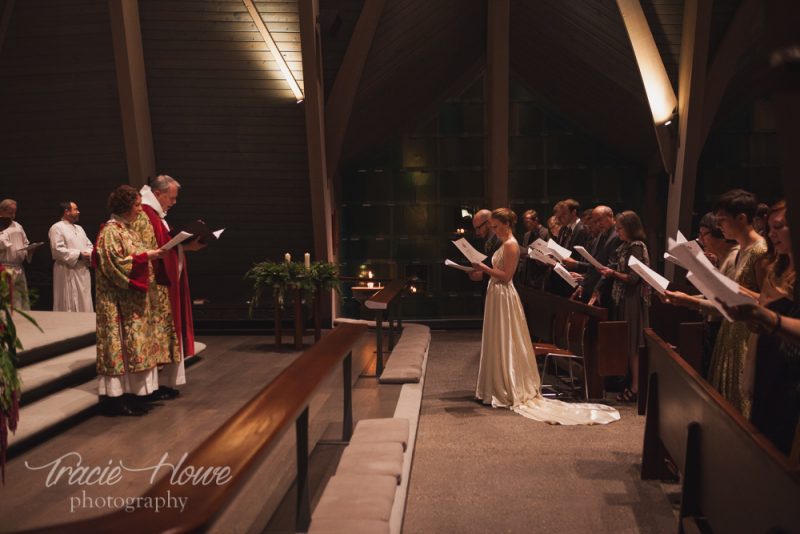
xmin=109 ymin=0 xmax=156 ymax=187
xmin=664 ymin=0 xmax=712 ymax=279
xmin=486 ymin=0 xmax=509 ymax=209
xmin=700 ymin=0 xmax=763 ymax=145
xmin=0 ymin=0 xmax=15 ymax=58
xmin=299 ymin=0 xmax=334 ymax=264
xmin=325 ymin=0 xmax=386 ymax=179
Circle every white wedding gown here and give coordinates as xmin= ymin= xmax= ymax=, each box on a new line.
xmin=475 ymin=242 xmax=620 ymax=425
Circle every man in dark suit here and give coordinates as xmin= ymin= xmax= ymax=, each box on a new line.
xmin=544 ymin=199 xmax=592 ymax=296
xmin=468 ymin=209 xmax=501 ymax=310
xmin=571 ymin=205 xmax=622 ymax=307
xmin=516 ymin=209 xmax=550 ymax=288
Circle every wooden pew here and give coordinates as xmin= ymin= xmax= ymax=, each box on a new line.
xmin=643 ymin=328 xmax=800 ymax=533
xmin=22 ymin=323 xmax=369 ymax=534
xmin=518 ymin=287 xmax=628 ymax=399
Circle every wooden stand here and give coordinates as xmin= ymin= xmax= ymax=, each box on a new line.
xmin=294 ymin=287 xmax=303 ymax=350
xmin=274 ymin=292 xmax=283 ymax=348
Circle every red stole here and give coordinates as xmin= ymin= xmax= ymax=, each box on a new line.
xmin=142 ymin=205 xmax=196 ymax=357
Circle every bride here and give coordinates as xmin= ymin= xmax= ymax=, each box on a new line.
xmin=470 ymin=208 xmax=620 ymax=425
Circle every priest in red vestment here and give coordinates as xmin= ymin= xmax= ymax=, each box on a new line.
xmin=133 ymin=174 xmax=205 ymax=398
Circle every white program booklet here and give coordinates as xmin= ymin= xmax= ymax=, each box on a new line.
xmin=668 ymin=238 xmax=755 ymax=310
xmin=452 ymin=238 xmax=487 ymax=264
xmin=553 ymin=262 xmax=578 ymax=288
xmin=444 ymin=259 xmax=474 ymax=272
xmin=529 ymin=246 xmax=558 ymax=266
xmin=162 ymin=231 xmax=194 ymax=251
xmin=574 ymin=245 xmax=605 ymax=271
xmin=628 ymin=255 xmax=670 ymax=294
xmin=685 ymin=272 xmax=736 ymax=322
xmin=664 ymin=252 xmax=684 ymax=268
xmin=546 ymin=238 xmax=572 ymax=261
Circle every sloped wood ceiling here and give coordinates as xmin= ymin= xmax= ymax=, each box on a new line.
xmin=338 ymin=0 xmax=486 ymax=165
xmin=511 ymin=0 xmax=656 ymax=162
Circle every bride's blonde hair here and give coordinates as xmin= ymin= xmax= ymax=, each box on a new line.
xmin=491 ymin=207 xmax=517 ymax=227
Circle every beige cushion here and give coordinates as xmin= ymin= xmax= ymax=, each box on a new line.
xmin=336 ymin=442 xmax=405 ymax=483
xmin=379 ymin=363 xmax=423 ymax=383
xmin=309 ymin=518 xmax=390 ymax=534
xmin=403 ymin=323 xmax=430 ymax=334
xmin=312 ymin=474 xmax=396 ymax=522
xmin=352 ymin=418 xmax=410 ymax=451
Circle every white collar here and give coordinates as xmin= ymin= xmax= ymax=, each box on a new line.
xmin=569 ymin=218 xmax=580 ymax=231
xmin=140 ymin=185 xmax=166 ymax=219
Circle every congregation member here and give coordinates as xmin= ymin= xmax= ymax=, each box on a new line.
xmin=599 ymin=210 xmax=650 ymax=402
xmin=470 ymin=208 xmax=619 ymax=425
xmin=467 ymin=209 xmax=501 ymax=311
xmin=663 ymin=189 xmax=767 ymax=416
xmin=581 ymin=205 xmax=622 ymax=307
xmin=48 ymin=201 xmax=94 ymax=312
xmin=516 ymin=209 xmax=549 ymax=289
xmin=134 ymin=174 xmax=204 ymax=399
xmin=544 ymin=199 xmax=591 ymax=296
xmin=95 ymin=185 xmax=176 ymax=416
xmin=546 ymin=214 xmax=561 ymax=241
xmin=0 ymin=199 xmax=38 ymax=310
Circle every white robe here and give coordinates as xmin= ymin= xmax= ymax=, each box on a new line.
xmin=48 ymin=220 xmax=94 ymax=312
xmin=0 ymin=220 xmax=32 ymax=310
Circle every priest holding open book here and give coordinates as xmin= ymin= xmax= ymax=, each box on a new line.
xmin=133 ymin=174 xmax=206 ymax=399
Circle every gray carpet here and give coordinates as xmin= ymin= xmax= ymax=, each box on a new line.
xmin=403 ymin=330 xmax=679 ymax=534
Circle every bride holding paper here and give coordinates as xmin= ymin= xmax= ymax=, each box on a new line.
xmin=470 ymin=208 xmax=619 ymax=425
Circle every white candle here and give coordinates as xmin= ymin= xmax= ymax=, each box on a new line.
xmin=368 ymin=271 xmax=373 ymax=279
xmin=304 ymin=252 xmax=311 ymax=270
xmin=367 ymin=282 xmax=374 ymax=288
xmin=285 ymin=252 xmax=291 ymax=263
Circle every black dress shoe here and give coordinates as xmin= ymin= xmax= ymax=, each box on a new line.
xmin=158 ymin=386 xmax=180 ymax=399
xmin=100 ymin=396 xmax=147 ymax=416
xmin=124 ymin=394 xmax=152 ymax=413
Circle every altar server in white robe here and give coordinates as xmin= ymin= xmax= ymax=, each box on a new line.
xmin=48 ymin=201 xmax=94 ymax=312
xmin=0 ymin=198 xmax=37 ymax=310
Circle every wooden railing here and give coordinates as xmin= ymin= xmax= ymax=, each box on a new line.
xmin=22 ymin=323 xmax=368 ymax=534
xmin=365 ymin=280 xmax=406 ymax=376
xmin=642 ymin=328 xmax=800 ymax=532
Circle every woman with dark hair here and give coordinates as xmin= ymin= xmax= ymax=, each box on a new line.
xmin=470 ymin=208 xmax=619 ymax=425
xmin=599 ymin=210 xmax=650 ymax=402
xmin=95 ymin=185 xmax=177 ymax=416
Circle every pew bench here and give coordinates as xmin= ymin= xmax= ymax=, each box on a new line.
xmin=519 ymin=287 xmax=628 ymax=399
xmin=308 ymin=418 xmax=411 ymax=534
xmin=643 ymin=328 xmax=800 ymax=532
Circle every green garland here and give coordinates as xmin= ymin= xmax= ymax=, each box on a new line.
xmin=0 ymin=266 xmax=40 ymax=483
xmin=245 ymin=260 xmax=340 ymax=318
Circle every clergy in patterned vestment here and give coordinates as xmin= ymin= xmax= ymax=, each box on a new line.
xmin=0 ymin=199 xmax=36 ymax=310
xmin=133 ymin=174 xmax=204 ymax=399
xmin=95 ymin=185 xmax=179 ymax=416
xmin=48 ymin=201 xmax=94 ymax=312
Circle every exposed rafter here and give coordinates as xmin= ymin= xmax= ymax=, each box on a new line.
xmin=109 ymin=0 xmax=156 ymax=187
xmin=325 ymin=0 xmax=386 ymax=180
xmin=701 ymin=0 xmax=763 ymax=144
xmin=299 ymin=0 xmax=334 ymax=264
xmin=0 ymin=0 xmax=15 ymax=57
xmin=486 ymin=0 xmax=509 ymax=209
xmin=665 ymin=0 xmax=712 ymax=278
xmin=242 ymin=0 xmax=304 ymax=102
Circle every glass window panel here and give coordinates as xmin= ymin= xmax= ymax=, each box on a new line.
xmin=441 ymin=137 xmax=483 ymax=167
xmin=402 ymin=137 xmax=436 ymax=169
xmin=509 ymin=169 xmax=545 ymax=200
xmin=510 ymin=137 xmax=544 ymax=167
xmin=440 ymin=170 xmax=484 ymax=200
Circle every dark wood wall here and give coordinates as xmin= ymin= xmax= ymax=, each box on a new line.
xmin=0 ymin=0 xmax=314 ymax=319
xmin=138 ymin=0 xmax=313 ymax=321
xmin=0 ymin=0 xmax=127 ymax=306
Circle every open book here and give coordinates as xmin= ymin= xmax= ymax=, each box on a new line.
xmin=178 ymin=220 xmax=225 ymax=245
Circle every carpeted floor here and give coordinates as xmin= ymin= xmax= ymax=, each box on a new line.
xmin=403 ymin=330 xmax=679 ymax=534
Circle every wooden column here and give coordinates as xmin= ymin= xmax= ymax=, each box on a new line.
xmin=325 ymin=0 xmax=385 ymax=180
xmin=664 ymin=0 xmax=711 ymax=279
xmin=299 ymin=0 xmax=334 ymax=265
xmin=766 ymin=0 xmax=800 ymax=301
xmin=109 ymin=0 xmax=156 ymax=188
xmin=486 ymin=0 xmax=509 ymax=209
xmin=0 ymin=0 xmax=15 ymax=57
